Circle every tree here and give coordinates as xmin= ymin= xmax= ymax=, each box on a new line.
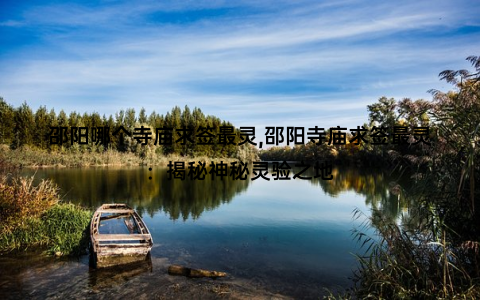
xmin=367 ymin=96 xmax=397 ymax=128
xmin=0 ymin=97 xmax=15 ymax=145
xmin=125 ymin=108 xmax=136 ymax=131
xmin=13 ymin=102 xmax=34 ymax=148
xmin=181 ymin=105 xmax=193 ymax=156
xmin=34 ymin=106 xmax=50 ymax=149
xmin=105 ymin=115 xmax=116 ymax=150
xmin=169 ymin=106 xmax=182 ymax=155
xmin=429 ymin=55 xmax=480 ymax=216
xmin=397 ymin=98 xmax=432 ymax=128
xmin=47 ymin=108 xmax=57 ymax=151
xmin=138 ymin=107 xmax=147 ymax=124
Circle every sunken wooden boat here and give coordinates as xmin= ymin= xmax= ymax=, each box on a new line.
xmin=90 ymin=203 xmax=153 ymax=268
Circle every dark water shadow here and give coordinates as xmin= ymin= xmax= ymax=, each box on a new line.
xmin=88 ymin=255 xmax=153 ymax=291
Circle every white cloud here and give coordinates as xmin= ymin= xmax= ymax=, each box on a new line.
xmin=1 ymin=0 xmax=479 ymax=129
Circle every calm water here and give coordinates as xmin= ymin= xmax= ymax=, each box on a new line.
xmin=0 ymin=166 xmax=407 ymax=299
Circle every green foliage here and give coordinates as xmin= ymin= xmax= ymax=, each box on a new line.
xmin=0 ymin=99 xmax=255 ymax=161
xmin=397 ymin=98 xmax=432 ymax=128
xmin=0 ymin=204 xmax=92 ymax=255
xmin=348 ymin=55 xmax=480 ymax=299
xmin=367 ymin=96 xmax=397 ymax=128
xmin=0 ymin=97 xmax=15 ymax=145
xmin=0 ymin=175 xmax=91 ymax=255
xmin=428 ymin=56 xmax=480 ymax=218
xmin=0 ymin=217 xmax=46 ymax=251
xmin=138 ymin=107 xmax=147 ymax=124
xmin=34 ymin=106 xmax=50 ymax=149
xmin=13 ymin=101 xmax=35 ymax=148
xmin=42 ymin=203 xmax=92 ymax=256
xmin=352 ymin=209 xmax=480 ymax=299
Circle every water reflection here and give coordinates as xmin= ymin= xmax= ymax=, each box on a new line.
xmin=27 ymin=166 xmax=408 ymax=222
xmin=88 ymin=258 xmax=152 ymax=291
xmin=311 ymin=167 xmax=411 ymax=222
xmin=29 ymin=167 xmax=250 ymax=221
xmin=13 ymin=165 xmax=411 ymax=298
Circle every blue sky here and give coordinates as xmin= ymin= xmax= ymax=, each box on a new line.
xmin=1 ymin=0 xmax=479 ymax=132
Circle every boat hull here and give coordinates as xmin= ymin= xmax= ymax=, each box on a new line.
xmin=90 ymin=204 xmax=153 ymax=268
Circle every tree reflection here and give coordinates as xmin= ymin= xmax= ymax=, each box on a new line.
xmin=47 ymin=167 xmax=250 ymax=221
xmin=308 ymin=167 xmax=412 ymax=222
xmin=33 ymin=165 xmax=415 ymax=223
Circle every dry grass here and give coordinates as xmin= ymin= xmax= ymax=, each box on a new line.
xmin=0 ymin=176 xmax=59 ymax=230
xmin=0 ymin=175 xmax=91 ymax=255
xmin=351 ymin=209 xmax=480 ymax=299
xmin=2 ymin=146 xmax=245 ymax=168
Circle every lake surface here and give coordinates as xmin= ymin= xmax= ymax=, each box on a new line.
xmin=0 ymin=166 xmax=407 ymax=299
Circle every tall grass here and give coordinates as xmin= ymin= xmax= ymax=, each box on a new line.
xmin=352 ymin=209 xmax=480 ymax=299
xmin=0 ymin=175 xmax=92 ymax=255
xmin=0 ymin=175 xmax=59 ymax=229
xmin=43 ymin=203 xmax=92 ymax=255
xmin=343 ymin=56 xmax=480 ymax=299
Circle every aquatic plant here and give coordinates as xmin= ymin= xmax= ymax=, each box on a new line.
xmin=352 ymin=208 xmax=480 ymax=299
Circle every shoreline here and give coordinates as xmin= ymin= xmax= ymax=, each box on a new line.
xmin=1 ymin=145 xmax=245 ymax=169
xmin=0 ymin=252 xmax=304 ymax=299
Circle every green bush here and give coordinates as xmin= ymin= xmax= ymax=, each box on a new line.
xmin=42 ymin=203 xmax=92 ymax=256
xmin=0 ymin=203 xmax=92 ymax=255
xmin=0 ymin=217 xmax=45 ymax=251
xmin=0 ymin=175 xmax=92 ymax=256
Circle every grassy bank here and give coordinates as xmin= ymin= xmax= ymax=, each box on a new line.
xmin=0 ymin=175 xmax=92 ymax=256
xmin=1 ymin=144 xmax=252 ymax=168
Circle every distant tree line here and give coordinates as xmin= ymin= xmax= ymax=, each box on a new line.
xmin=0 ymin=100 xmax=257 ymax=160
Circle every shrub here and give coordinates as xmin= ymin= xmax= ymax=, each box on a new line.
xmin=0 ymin=175 xmax=91 ymax=256
xmin=43 ymin=203 xmax=92 ymax=256
xmin=0 ymin=176 xmax=59 ymax=231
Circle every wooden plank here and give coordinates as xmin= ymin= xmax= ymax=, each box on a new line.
xmin=93 ymin=234 xmax=151 ymax=241
xmin=101 ymin=204 xmax=129 ymax=208
xmin=97 ymin=246 xmax=151 ymax=256
xmin=100 ymin=213 xmax=131 ymax=221
xmin=98 ymin=247 xmax=148 ymax=253
xmin=98 ymin=243 xmax=150 ymax=247
xmin=97 ymin=209 xmax=134 ymax=214
xmin=90 ymin=203 xmax=154 ymax=268
xmin=90 ymin=213 xmax=101 ymax=235
xmin=131 ymin=213 xmax=148 ymax=234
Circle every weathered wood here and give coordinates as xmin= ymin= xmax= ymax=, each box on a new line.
xmin=132 ymin=213 xmax=148 ymax=233
xmin=90 ymin=203 xmax=153 ymax=268
xmin=96 ymin=209 xmax=134 ymax=214
xmin=97 ymin=246 xmax=150 ymax=256
xmin=96 ymin=253 xmax=151 ymax=268
xmin=168 ymin=265 xmax=227 ymax=278
xmin=100 ymin=213 xmax=131 ymax=221
xmin=94 ymin=234 xmax=151 ymax=241
xmin=97 ymin=243 xmax=149 ymax=248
